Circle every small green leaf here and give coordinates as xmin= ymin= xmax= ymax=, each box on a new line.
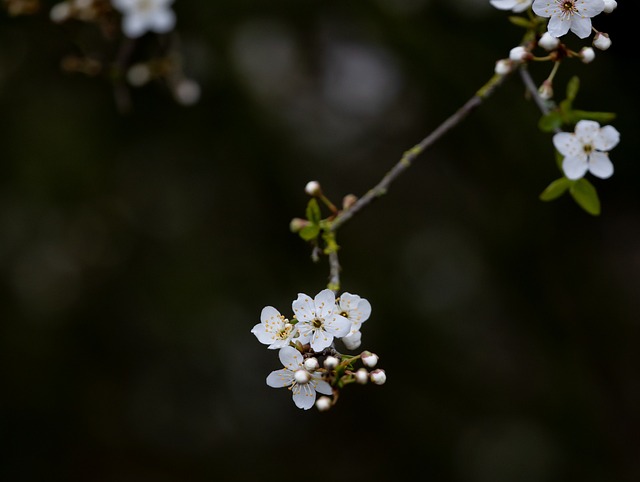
xmin=508 ymin=16 xmax=533 ymax=28
xmin=299 ymin=224 xmax=320 ymax=241
xmin=540 ymin=177 xmax=571 ymax=201
xmin=305 ymin=198 xmax=322 ymax=224
xmin=566 ymin=76 xmax=580 ymax=102
xmin=539 ymin=111 xmax=562 ymax=132
xmin=568 ymin=110 xmax=616 ymax=124
xmin=569 ymin=178 xmax=601 ymax=215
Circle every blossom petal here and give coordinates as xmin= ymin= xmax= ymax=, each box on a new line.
xmin=260 ymin=306 xmax=282 ymax=330
xmin=588 ymin=152 xmax=614 ymax=179
xmin=292 ymin=293 xmax=315 ymax=322
xmin=292 ymin=383 xmax=316 ymax=410
xmin=562 ymin=155 xmax=589 ymax=180
xmin=578 ymin=0 xmax=605 ymax=17
xmin=532 ymin=0 xmax=554 ymax=18
xmin=323 ymin=314 xmax=351 ymax=338
xmin=547 ymin=14 xmax=571 ymax=37
xmin=314 ymin=379 xmax=333 ymax=396
xmin=594 ymin=125 xmax=620 ymax=151
xmin=251 ymin=323 xmax=277 ymax=345
xmin=278 ymin=346 xmax=303 ymax=369
xmin=553 ymin=132 xmax=582 ymax=157
xmin=309 ymin=329 xmax=333 ymax=351
xmin=569 ymin=16 xmax=592 ymax=39
xmin=266 ymin=369 xmax=293 ymax=388
xmin=149 ymin=9 xmax=176 ymax=33
xmin=314 ymin=289 xmax=337 ymax=320
xmin=574 ymin=120 xmax=600 ymax=143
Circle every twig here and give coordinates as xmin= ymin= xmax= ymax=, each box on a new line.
xmin=330 ymin=72 xmax=509 ymax=233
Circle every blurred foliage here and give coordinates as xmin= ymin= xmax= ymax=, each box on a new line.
xmin=1 ymin=1 xmax=639 ymax=481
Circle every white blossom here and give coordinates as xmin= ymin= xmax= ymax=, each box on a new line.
xmin=602 ymin=0 xmax=616 ymax=13
xmin=266 ymin=346 xmax=333 ymax=410
xmin=509 ymin=46 xmax=529 ymax=62
xmin=111 ymin=0 xmax=176 ymax=39
xmin=494 ymin=59 xmax=513 ymax=76
xmin=532 ymin=0 xmax=605 ymax=39
xmin=553 ymin=120 xmax=620 ymax=180
xmin=370 ymin=369 xmax=387 ymax=385
xmin=490 ymin=0 xmax=532 ymax=12
xmin=337 ymin=292 xmax=371 ymax=339
xmin=315 ymin=396 xmax=332 ymax=411
xmin=292 ymin=289 xmax=350 ymax=351
xmin=251 ymin=306 xmax=297 ymax=350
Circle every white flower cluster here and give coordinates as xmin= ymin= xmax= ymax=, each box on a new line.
xmin=252 ymin=289 xmax=385 ymax=410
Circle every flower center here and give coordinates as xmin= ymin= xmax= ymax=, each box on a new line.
xmin=583 ymin=144 xmax=594 ymax=156
xmin=560 ymin=0 xmax=577 ymax=15
xmin=276 ymin=323 xmax=293 ymax=340
xmin=137 ymin=0 xmax=154 ymax=11
xmin=313 ymin=318 xmax=323 ymax=329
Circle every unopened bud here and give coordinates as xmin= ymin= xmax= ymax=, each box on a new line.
xmin=538 ymin=80 xmax=553 ymax=100
xmin=593 ymin=32 xmax=611 ymax=51
xmin=370 ymin=369 xmax=387 ymax=385
xmin=293 ymin=369 xmax=311 ymax=384
xmin=305 ymin=181 xmax=322 ymax=197
xmin=361 ymin=351 xmax=378 ymax=368
xmin=538 ymin=32 xmax=560 ymax=51
xmin=342 ymin=194 xmax=357 ymax=210
xmin=316 ymin=396 xmax=332 ymax=411
xmin=303 ymin=357 xmax=319 ymax=372
xmin=494 ymin=59 xmax=512 ymax=76
xmin=324 ymin=356 xmax=339 ymax=369
xmin=509 ymin=46 xmax=529 ymax=63
xmin=355 ymin=368 xmax=368 ymax=384
xmin=289 ymin=217 xmax=309 ymax=233
xmin=580 ymin=47 xmax=596 ymax=64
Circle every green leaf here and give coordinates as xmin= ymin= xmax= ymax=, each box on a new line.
xmin=566 ymin=76 xmax=580 ymax=102
xmin=540 ymin=177 xmax=571 ymax=201
xmin=568 ymin=110 xmax=616 ymax=124
xmin=569 ymin=178 xmax=601 ymax=216
xmin=299 ymin=223 xmax=320 ymax=241
xmin=508 ymin=16 xmax=533 ymax=29
xmin=305 ymin=198 xmax=322 ymax=224
xmin=538 ymin=111 xmax=562 ymax=132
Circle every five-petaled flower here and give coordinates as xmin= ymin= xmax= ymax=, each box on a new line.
xmin=490 ymin=0 xmax=533 ymax=12
xmin=293 ymin=289 xmax=351 ymax=351
xmin=111 ymin=0 xmax=176 ymax=39
xmin=553 ymin=120 xmax=620 ymax=180
xmin=266 ymin=346 xmax=333 ymax=410
xmin=532 ymin=0 xmax=605 ymax=39
xmin=337 ymin=292 xmax=371 ymax=349
xmin=251 ymin=306 xmax=298 ymax=350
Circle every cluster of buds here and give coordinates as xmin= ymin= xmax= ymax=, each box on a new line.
xmin=493 ymin=0 xmax=618 ymax=88
xmin=251 ymin=289 xmax=386 ymax=411
xmin=3 ymin=0 xmax=199 ymax=111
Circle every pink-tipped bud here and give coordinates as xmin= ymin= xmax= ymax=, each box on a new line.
xmin=370 ymin=369 xmax=387 ymax=385
xmin=593 ymin=32 xmax=611 ymax=51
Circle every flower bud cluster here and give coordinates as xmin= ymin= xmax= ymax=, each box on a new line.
xmin=252 ymin=289 xmax=386 ymax=410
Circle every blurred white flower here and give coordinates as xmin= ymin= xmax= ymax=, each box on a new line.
xmin=111 ymin=0 xmax=176 ymax=39
xmin=553 ymin=120 xmax=620 ymax=180
xmin=532 ymin=0 xmax=604 ymax=39
xmin=490 ymin=0 xmax=532 ymax=12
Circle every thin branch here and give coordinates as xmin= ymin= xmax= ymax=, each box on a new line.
xmin=330 ymin=72 xmax=509 ymax=233
xmin=518 ymin=66 xmax=562 ymax=134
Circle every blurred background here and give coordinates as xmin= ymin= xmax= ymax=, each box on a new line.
xmin=1 ymin=1 xmax=639 ymax=481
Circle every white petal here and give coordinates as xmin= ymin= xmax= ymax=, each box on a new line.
xmin=266 ymin=369 xmax=293 ymax=388
xmin=562 ymin=155 xmax=589 ymax=180
xmin=580 ymin=0 xmax=605 ymax=17
xmin=292 ymin=293 xmax=315 ymax=322
xmin=574 ymin=120 xmax=600 ymax=143
xmin=260 ymin=306 xmax=282 ymax=329
xmin=292 ymin=384 xmax=316 ymax=410
xmin=553 ymin=132 xmax=582 ymax=157
xmin=594 ymin=125 xmax=620 ymax=151
xmin=251 ymin=323 xmax=276 ymax=345
xmin=314 ymin=379 xmax=333 ymax=396
xmin=309 ymin=330 xmax=333 ymax=351
xmin=149 ymin=9 xmax=175 ymax=34
xmin=339 ymin=292 xmax=360 ymax=312
xmin=314 ymin=289 xmax=336 ymax=320
xmin=547 ymin=15 xmax=571 ymax=37
xmin=122 ymin=14 xmax=147 ymax=38
xmin=532 ymin=0 xmax=553 ymax=18
xmin=569 ymin=16 xmax=593 ymax=39
xmin=588 ymin=152 xmax=614 ymax=179
xmin=353 ymin=299 xmax=372 ymax=324
xmin=278 ymin=346 xmax=303 ymax=369
xmin=323 ymin=314 xmax=351 ymax=338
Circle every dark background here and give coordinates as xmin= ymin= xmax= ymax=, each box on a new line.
xmin=1 ymin=1 xmax=639 ymax=481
